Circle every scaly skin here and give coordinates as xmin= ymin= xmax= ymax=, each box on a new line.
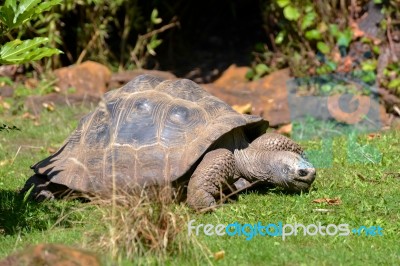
xmin=186 ymin=133 xmax=316 ymax=211
xmin=187 ymin=149 xmax=237 ymax=210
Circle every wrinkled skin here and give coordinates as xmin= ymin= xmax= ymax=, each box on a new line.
xmin=187 ymin=133 xmax=316 ymax=210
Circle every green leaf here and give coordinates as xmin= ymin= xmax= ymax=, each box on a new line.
xmin=146 ymin=35 xmax=162 ymax=56
xmin=360 ymin=71 xmax=376 ymax=84
xmin=388 ymin=78 xmax=400 ymax=89
xmin=150 ymin=9 xmax=162 ymax=24
xmin=301 ymin=11 xmax=316 ymax=30
xmin=0 ymin=37 xmax=62 ymax=64
xmin=277 ymin=0 xmax=290 ymax=8
xmin=329 ymin=24 xmax=339 ymax=37
xmin=372 ymin=45 xmax=380 ymax=55
xmin=317 ymin=42 xmax=330 ymax=54
xmin=325 ymin=60 xmax=337 ymax=71
xmin=321 ymin=84 xmax=331 ymax=92
xmin=245 ymin=69 xmax=255 ymax=80
xmin=275 ymin=30 xmax=286 ymax=44
xmin=305 ymin=29 xmax=322 ymax=40
xmin=0 ymin=0 xmax=61 ymax=30
xmin=255 ymin=63 xmax=269 ymax=76
xmin=304 ymin=5 xmax=313 ymax=12
xmin=0 ymin=4 xmax=16 ymax=29
xmin=15 ymin=0 xmax=41 ymax=22
xmin=283 ymin=5 xmax=300 ymax=21
xmin=35 ymin=0 xmax=62 ymax=14
xmin=361 ymin=60 xmax=377 ymax=71
xmin=337 ymin=29 xmax=353 ymax=47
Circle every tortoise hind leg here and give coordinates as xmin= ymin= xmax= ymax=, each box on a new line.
xmin=187 ymin=148 xmax=237 ymax=210
xmin=20 ymin=174 xmax=69 ymax=201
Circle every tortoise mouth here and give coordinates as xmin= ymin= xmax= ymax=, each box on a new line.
xmin=283 ymin=172 xmax=316 ymax=192
xmin=293 ymin=177 xmax=313 ymax=185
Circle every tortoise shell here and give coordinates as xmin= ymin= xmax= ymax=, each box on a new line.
xmin=32 ymin=75 xmax=268 ymax=193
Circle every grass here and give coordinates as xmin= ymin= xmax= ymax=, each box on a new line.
xmin=0 ymin=105 xmax=399 ymax=265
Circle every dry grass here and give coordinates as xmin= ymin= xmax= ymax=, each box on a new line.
xmin=86 ymin=185 xmax=210 ymax=264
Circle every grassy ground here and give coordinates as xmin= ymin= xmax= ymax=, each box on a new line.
xmin=0 ymin=105 xmax=399 ymax=265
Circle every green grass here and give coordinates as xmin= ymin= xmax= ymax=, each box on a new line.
xmin=0 ymin=106 xmax=399 ymax=265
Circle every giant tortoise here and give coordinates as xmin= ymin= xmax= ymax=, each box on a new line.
xmin=21 ymin=75 xmax=316 ymax=210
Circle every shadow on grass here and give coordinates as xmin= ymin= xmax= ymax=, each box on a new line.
xmin=0 ymin=189 xmax=81 ymax=235
xmin=239 ymin=183 xmax=318 ymax=196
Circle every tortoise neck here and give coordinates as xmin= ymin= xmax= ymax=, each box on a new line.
xmin=234 ymin=148 xmax=258 ymax=181
xmin=234 ymin=147 xmax=276 ymax=183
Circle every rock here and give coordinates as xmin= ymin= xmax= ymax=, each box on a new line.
xmin=109 ymin=69 xmax=176 ymax=90
xmin=206 ymin=65 xmax=392 ymax=129
xmin=213 ymin=64 xmax=249 ymax=87
xmin=205 ymin=68 xmax=291 ymax=126
xmin=0 ymin=243 xmax=101 ymax=266
xmin=0 ymin=86 xmax=14 ymax=98
xmin=0 ymin=65 xmax=20 ymax=78
xmin=54 ymin=61 xmax=111 ymax=97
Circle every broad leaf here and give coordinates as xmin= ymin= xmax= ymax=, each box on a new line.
xmin=0 ymin=0 xmax=61 ymax=30
xmin=283 ymin=5 xmax=300 ymax=21
xmin=301 ymin=11 xmax=316 ymax=30
xmin=336 ymin=29 xmax=353 ymax=47
xmin=277 ymin=0 xmax=290 ymax=8
xmin=275 ymin=30 xmax=286 ymax=44
xmin=305 ymin=29 xmax=322 ymax=40
xmin=317 ymin=42 xmax=330 ymax=54
xmin=388 ymin=78 xmax=400 ymax=89
xmin=0 ymin=37 xmax=62 ymax=64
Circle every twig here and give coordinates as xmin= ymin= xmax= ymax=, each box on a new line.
xmin=76 ymin=29 xmax=101 ymax=65
xmin=387 ymin=15 xmax=399 ymax=63
xmin=131 ymin=18 xmax=179 ymax=69
xmin=357 ymin=173 xmax=379 ymax=183
xmin=393 ymin=105 xmax=400 ymax=116
xmin=197 ymin=180 xmax=261 ymax=213
xmin=118 ymin=8 xmax=132 ymax=72
xmin=11 ymin=146 xmax=21 ymax=165
xmin=140 ymin=19 xmax=179 ymax=40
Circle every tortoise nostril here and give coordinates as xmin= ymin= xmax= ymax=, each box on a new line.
xmin=298 ymin=169 xmax=308 ymax=177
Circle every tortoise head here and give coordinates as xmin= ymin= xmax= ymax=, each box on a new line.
xmin=234 ymin=134 xmax=316 ymax=192
xmin=265 ymin=151 xmax=316 ymax=192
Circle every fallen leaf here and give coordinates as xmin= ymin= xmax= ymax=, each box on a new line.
xmin=382 ymin=172 xmax=400 ymax=180
xmin=312 ymin=198 xmax=342 ymax=205
xmin=232 ymin=103 xmax=252 ymax=114
xmin=22 ymin=112 xmax=38 ymax=120
xmin=337 ymin=56 xmax=353 ymax=73
xmin=357 ymin=174 xmax=379 ymax=183
xmin=350 ymin=21 xmax=365 ymax=39
xmin=47 ymin=147 xmax=57 ymax=154
xmin=0 ymin=160 xmax=11 ymax=166
xmin=367 ymin=133 xmax=381 ymax=140
xmin=214 ymin=250 xmax=225 ymax=260
xmin=2 ymin=101 xmax=10 ymax=110
xmin=24 ymin=78 xmax=39 ymax=89
xmin=331 ymin=47 xmax=341 ymax=63
xmin=42 ymin=102 xmax=55 ymax=112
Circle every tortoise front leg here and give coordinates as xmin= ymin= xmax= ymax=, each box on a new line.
xmin=20 ymin=174 xmax=68 ymax=201
xmin=187 ymin=148 xmax=237 ymax=210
